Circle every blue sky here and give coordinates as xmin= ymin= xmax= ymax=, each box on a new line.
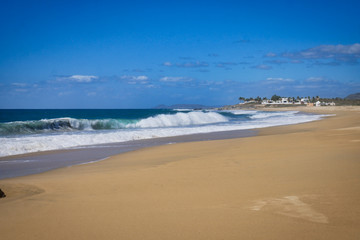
xmin=1 ymin=0 xmax=359 ymax=108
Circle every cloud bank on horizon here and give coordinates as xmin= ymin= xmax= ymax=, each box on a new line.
xmin=0 ymin=0 xmax=359 ymax=108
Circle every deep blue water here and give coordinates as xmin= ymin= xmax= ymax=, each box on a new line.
xmin=0 ymin=109 xmax=175 ymax=123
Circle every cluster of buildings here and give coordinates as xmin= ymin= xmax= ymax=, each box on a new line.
xmin=259 ymin=98 xmax=336 ymax=107
xmin=314 ymin=101 xmax=336 ymax=106
xmin=261 ymin=97 xmax=309 ymax=105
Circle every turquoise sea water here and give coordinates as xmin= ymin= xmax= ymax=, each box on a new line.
xmin=0 ymin=109 xmax=173 ymax=123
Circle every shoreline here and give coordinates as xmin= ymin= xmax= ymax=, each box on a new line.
xmin=0 ymin=108 xmax=326 ymax=179
xmin=0 ymin=129 xmax=256 ymax=180
xmin=1 ymin=106 xmax=359 ymax=239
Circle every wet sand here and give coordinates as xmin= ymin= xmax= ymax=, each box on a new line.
xmin=0 ymin=106 xmax=359 ymax=240
xmin=0 ymin=129 xmax=256 ymax=179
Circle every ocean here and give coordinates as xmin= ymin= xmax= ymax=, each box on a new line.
xmin=0 ymin=108 xmax=326 ymax=157
xmin=0 ymin=109 xmax=327 ymax=179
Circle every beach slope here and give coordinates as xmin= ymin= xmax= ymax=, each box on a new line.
xmin=1 ymin=107 xmax=360 ymax=240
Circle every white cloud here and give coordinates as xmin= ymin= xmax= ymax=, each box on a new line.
xmin=265 ymin=52 xmax=277 ymax=57
xmin=160 ymin=76 xmax=192 ymax=82
xmin=119 ymin=75 xmax=150 ymax=86
xmin=306 ymin=77 xmax=324 ymax=82
xmin=120 ymin=75 xmax=148 ymax=81
xmin=305 ymin=76 xmax=332 ymax=83
xmin=56 ymin=75 xmax=99 ymax=83
xmin=282 ymin=43 xmax=360 ymax=64
xmin=162 ymin=62 xmax=172 ymax=66
xmin=252 ymin=64 xmax=272 ymax=70
xmin=135 ymin=75 xmax=148 ymax=81
xmin=12 ymin=82 xmax=27 ymax=87
xmin=266 ymin=77 xmax=294 ymax=82
xmin=162 ymin=61 xmax=209 ymax=68
xmin=216 ymin=62 xmax=240 ymax=68
xmin=177 ymin=61 xmax=209 ymax=68
xmin=14 ymin=88 xmax=28 ymax=92
xmin=69 ymin=75 xmax=98 ymax=83
xmin=265 ymin=59 xmax=287 ymax=65
xmin=293 ymin=85 xmax=321 ymax=89
xmin=58 ymin=91 xmax=72 ymax=96
xmin=315 ymin=43 xmax=360 ymax=55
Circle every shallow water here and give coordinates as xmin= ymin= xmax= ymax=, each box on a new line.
xmin=0 ymin=129 xmax=255 ymax=179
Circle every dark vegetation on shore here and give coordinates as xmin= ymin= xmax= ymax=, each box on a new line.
xmin=217 ymin=93 xmax=360 ymax=110
xmin=217 ymin=103 xmax=303 ymax=110
xmin=323 ymin=98 xmax=360 ymax=106
xmin=155 ymin=93 xmax=360 ymax=111
xmin=237 ymin=93 xmax=360 ymax=106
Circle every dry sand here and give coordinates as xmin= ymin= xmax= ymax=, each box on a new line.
xmin=1 ymin=106 xmax=360 ymax=240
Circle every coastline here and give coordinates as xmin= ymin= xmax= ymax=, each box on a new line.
xmin=0 ymin=106 xmax=359 ymax=239
xmin=0 ymin=129 xmax=256 ymax=180
xmin=0 ymin=108 xmax=324 ymax=179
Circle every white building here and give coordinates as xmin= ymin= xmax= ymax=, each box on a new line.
xmin=261 ymin=97 xmax=294 ymax=105
xmin=280 ymin=97 xmax=291 ymax=104
xmin=300 ymin=98 xmax=310 ymax=104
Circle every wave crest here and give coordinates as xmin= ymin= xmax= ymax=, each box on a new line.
xmin=0 ymin=118 xmax=131 ymax=135
xmin=0 ymin=112 xmax=229 ymax=135
xmin=130 ymin=111 xmax=228 ymax=128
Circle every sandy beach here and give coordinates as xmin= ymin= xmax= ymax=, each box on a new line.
xmin=1 ymin=106 xmax=359 ymax=240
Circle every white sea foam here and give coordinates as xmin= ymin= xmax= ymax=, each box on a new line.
xmin=249 ymin=111 xmax=299 ymax=119
xmin=224 ymin=110 xmax=258 ymax=115
xmin=173 ymin=109 xmax=193 ymax=111
xmin=0 ymin=110 xmax=328 ymax=157
xmin=130 ymin=111 xmax=228 ymax=128
xmin=0 ymin=159 xmax=39 ymax=164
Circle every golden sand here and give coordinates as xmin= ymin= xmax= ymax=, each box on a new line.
xmin=1 ymin=106 xmax=360 ymax=240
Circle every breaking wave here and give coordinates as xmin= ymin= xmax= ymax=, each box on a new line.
xmin=129 ymin=112 xmax=228 ymax=128
xmin=0 ymin=111 xmax=228 ymax=135
xmin=0 ymin=118 xmax=130 ymax=135
xmin=0 ymin=109 xmax=329 ymax=157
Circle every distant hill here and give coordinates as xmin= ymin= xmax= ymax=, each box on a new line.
xmin=154 ymin=104 xmax=215 ymax=109
xmin=345 ymin=93 xmax=360 ymax=100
